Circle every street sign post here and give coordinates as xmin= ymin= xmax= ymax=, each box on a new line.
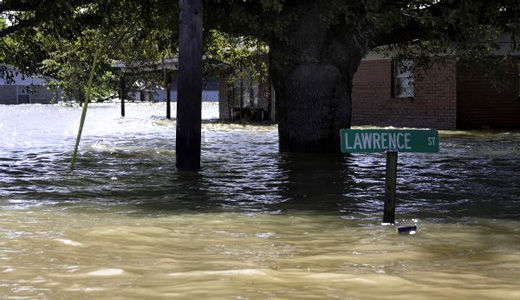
xmin=340 ymin=129 xmax=440 ymax=225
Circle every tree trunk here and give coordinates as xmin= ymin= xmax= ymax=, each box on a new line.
xmin=176 ymin=0 xmax=203 ymax=171
xmin=269 ymin=4 xmax=365 ymax=153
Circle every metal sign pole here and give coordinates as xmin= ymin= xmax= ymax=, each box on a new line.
xmin=383 ymin=151 xmax=398 ymax=224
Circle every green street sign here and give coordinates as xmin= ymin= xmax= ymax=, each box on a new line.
xmin=340 ymin=129 xmax=439 ymax=153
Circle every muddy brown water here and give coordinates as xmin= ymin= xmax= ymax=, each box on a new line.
xmin=0 ymin=103 xmax=519 ymax=299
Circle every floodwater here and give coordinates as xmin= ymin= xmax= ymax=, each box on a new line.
xmin=0 ymin=102 xmax=519 ymax=299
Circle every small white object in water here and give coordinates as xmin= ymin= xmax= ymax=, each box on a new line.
xmin=87 ymin=269 xmax=124 ymax=276
xmin=207 ymin=269 xmax=265 ymax=276
xmin=255 ymin=232 xmax=276 ymax=238
xmin=168 ymin=269 xmax=265 ymax=277
xmin=56 ymin=239 xmax=83 ymax=247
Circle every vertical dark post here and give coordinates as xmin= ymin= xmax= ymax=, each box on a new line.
xmin=177 ymin=0 xmax=202 ymax=171
xmin=250 ymin=82 xmax=255 ymax=108
xmin=120 ymin=74 xmax=126 ymax=117
xmin=239 ymin=75 xmax=243 ymax=121
xmin=270 ymin=82 xmax=276 ymax=123
xmin=231 ymin=85 xmax=235 ymax=122
xmin=79 ymin=92 xmax=85 ymax=107
xmin=218 ymin=69 xmax=230 ymax=121
xmin=165 ymin=72 xmax=172 ymax=119
xmin=384 ymin=151 xmax=398 ymax=224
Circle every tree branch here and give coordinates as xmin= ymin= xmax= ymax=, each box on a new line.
xmin=372 ymin=0 xmax=468 ymax=47
xmin=0 ymin=1 xmax=40 ymax=13
xmin=0 ymin=16 xmax=40 ymax=38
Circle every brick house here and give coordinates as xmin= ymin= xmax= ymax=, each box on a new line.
xmin=0 ymin=66 xmax=61 ymax=104
xmin=352 ymin=54 xmax=520 ymax=129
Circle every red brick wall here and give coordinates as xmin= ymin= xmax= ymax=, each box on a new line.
xmin=352 ymin=60 xmax=457 ymax=129
xmin=456 ymin=59 xmax=520 ymax=129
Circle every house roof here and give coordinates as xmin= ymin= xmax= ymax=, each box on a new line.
xmin=113 ymin=58 xmax=178 ymax=73
xmin=0 ymin=65 xmax=53 ymax=85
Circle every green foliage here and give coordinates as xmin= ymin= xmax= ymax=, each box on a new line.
xmin=0 ymin=16 xmax=5 ymax=31
xmin=1 ymin=0 xmax=180 ymax=102
xmin=1 ymin=0 xmax=520 ymax=97
xmin=204 ymin=29 xmax=268 ymax=82
xmin=0 ymin=17 xmax=5 ymax=62
xmin=208 ymin=1 xmax=520 ymax=62
xmin=39 ymin=28 xmax=116 ymax=101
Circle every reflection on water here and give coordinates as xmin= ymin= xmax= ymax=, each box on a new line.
xmin=0 ymin=103 xmax=519 ymax=299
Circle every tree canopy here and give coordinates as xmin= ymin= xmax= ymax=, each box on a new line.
xmin=1 ymin=0 xmax=179 ymax=100
xmin=1 ymin=1 xmax=518 ymax=76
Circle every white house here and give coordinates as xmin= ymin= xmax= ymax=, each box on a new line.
xmin=0 ymin=66 xmax=61 ymax=104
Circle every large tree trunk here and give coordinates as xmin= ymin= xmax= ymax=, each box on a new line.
xmin=269 ymin=4 xmax=365 ymax=153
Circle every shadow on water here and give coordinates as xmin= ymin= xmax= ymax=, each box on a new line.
xmin=273 ymin=153 xmax=355 ymax=212
xmin=42 ymin=149 xmax=365 ymax=216
xmin=132 ymin=154 xmax=357 ymax=215
xmin=132 ymin=152 xmax=389 ymax=219
xmin=133 ymin=171 xmax=214 ymax=213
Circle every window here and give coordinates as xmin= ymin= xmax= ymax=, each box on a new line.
xmin=392 ymin=59 xmax=414 ymax=98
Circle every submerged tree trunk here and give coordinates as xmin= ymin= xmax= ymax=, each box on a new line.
xmin=269 ymin=4 xmax=365 ymax=153
xmin=176 ymin=0 xmax=203 ymax=171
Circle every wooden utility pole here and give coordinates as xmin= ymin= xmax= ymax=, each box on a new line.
xmin=120 ymin=74 xmax=126 ymax=117
xmin=165 ymin=72 xmax=172 ymax=119
xmin=239 ymin=75 xmax=243 ymax=121
xmin=162 ymin=56 xmax=172 ymax=119
xmin=176 ymin=0 xmax=203 ymax=171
